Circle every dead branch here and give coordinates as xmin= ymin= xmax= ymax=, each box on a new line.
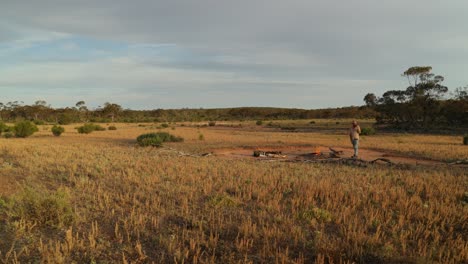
xmin=153 ymin=147 xmax=213 ymax=158
xmin=449 ymin=160 xmax=468 ymax=165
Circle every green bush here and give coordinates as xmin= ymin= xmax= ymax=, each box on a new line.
xmin=464 ymin=134 xmax=468 ymax=145
xmin=161 ymin=123 xmax=169 ymax=128
xmin=4 ymin=132 xmax=14 ymax=138
xmin=361 ymin=127 xmax=376 ymax=136
xmin=137 ymin=132 xmax=184 ymax=147
xmin=256 ymin=120 xmax=263 ymax=126
xmin=51 ymin=125 xmax=65 ymax=136
xmin=76 ymin=123 xmax=105 ymax=134
xmin=33 ymin=120 xmax=45 ymax=125
xmin=198 ymin=133 xmax=205 ymax=141
xmin=58 ymin=113 xmax=74 ymax=125
xmin=0 ymin=122 xmax=8 ymax=135
xmin=77 ymin=124 xmax=95 ymax=134
xmin=138 ymin=136 xmax=163 ymax=147
xmin=14 ymin=121 xmax=39 ymax=138
xmin=94 ymin=124 xmax=106 ymax=131
xmin=108 ymin=126 xmax=117 ymax=130
xmin=2 ymin=187 xmax=74 ymax=228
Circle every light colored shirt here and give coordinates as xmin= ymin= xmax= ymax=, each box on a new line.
xmin=349 ymin=125 xmax=361 ymax=140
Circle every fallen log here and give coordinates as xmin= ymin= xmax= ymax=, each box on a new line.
xmin=449 ymin=160 xmax=468 ymax=165
xmin=370 ymin=158 xmax=394 ymax=164
xmin=253 ymin=151 xmax=286 ymax=158
xmin=328 ymin=147 xmax=343 ymax=158
xmin=329 ymin=147 xmax=343 ymax=155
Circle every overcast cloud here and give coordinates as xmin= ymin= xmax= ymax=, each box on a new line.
xmin=1 ymin=0 xmax=467 ymax=109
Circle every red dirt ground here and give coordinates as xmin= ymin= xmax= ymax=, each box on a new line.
xmin=211 ymin=146 xmax=448 ymax=166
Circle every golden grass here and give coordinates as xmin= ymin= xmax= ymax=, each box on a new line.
xmin=0 ymin=122 xmax=467 ymax=263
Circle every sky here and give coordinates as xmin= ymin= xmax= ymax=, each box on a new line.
xmin=1 ymin=0 xmax=467 ymax=110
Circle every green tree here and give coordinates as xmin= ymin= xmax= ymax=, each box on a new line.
xmin=14 ymin=121 xmax=39 ymax=138
xmin=367 ymin=66 xmax=450 ymax=128
xmin=101 ymin=102 xmax=123 ymax=122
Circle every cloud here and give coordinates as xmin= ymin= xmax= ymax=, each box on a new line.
xmin=0 ymin=0 xmax=468 ymax=108
xmin=0 ymin=55 xmax=393 ymax=109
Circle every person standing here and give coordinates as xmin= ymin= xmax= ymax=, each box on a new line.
xmin=349 ymin=120 xmax=361 ymax=158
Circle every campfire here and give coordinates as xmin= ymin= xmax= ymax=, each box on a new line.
xmin=312 ymin=146 xmax=321 ymax=155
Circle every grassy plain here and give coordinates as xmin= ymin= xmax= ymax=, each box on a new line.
xmin=0 ymin=120 xmax=467 ymax=263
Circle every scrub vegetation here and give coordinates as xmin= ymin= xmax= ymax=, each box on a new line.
xmin=0 ymin=121 xmax=466 ymax=263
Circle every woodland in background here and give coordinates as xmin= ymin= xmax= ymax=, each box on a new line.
xmin=0 ymin=102 xmax=376 ymax=124
xmin=364 ymin=66 xmax=467 ymax=129
xmin=0 ymin=67 xmax=466 ymax=129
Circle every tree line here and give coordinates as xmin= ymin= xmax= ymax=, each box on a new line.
xmin=0 ymin=102 xmax=376 ymax=124
xmin=1 ymin=66 xmax=466 ymax=128
xmin=364 ymin=66 xmax=467 ymax=129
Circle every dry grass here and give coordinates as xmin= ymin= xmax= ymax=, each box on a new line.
xmin=0 ymin=122 xmax=467 ymax=263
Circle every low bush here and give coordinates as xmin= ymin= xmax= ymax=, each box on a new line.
xmin=138 ymin=135 xmax=163 ymax=147
xmin=4 ymin=132 xmax=14 ymax=138
xmin=77 ymin=124 xmax=95 ymax=134
xmin=161 ymin=123 xmax=169 ymax=128
xmin=208 ymin=121 xmax=216 ymax=127
xmin=2 ymin=187 xmax=74 ymax=228
xmin=51 ymin=125 xmax=65 ymax=136
xmin=137 ymin=132 xmax=184 ymax=147
xmin=58 ymin=113 xmax=74 ymax=125
xmin=361 ymin=127 xmax=376 ymax=136
xmin=256 ymin=120 xmax=263 ymax=126
xmin=108 ymin=126 xmax=117 ymax=130
xmin=0 ymin=122 xmax=8 ymax=135
xmin=76 ymin=123 xmax=105 ymax=134
xmin=14 ymin=121 xmax=39 ymax=138
xmin=94 ymin=124 xmax=106 ymax=131
xmin=464 ymin=134 xmax=468 ymax=145
xmin=33 ymin=120 xmax=45 ymax=125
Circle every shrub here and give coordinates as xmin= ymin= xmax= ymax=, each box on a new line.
xmin=3 ymin=187 xmax=74 ymax=228
xmin=76 ymin=123 xmax=105 ymax=134
xmin=256 ymin=120 xmax=263 ymax=126
xmin=4 ymin=132 xmax=14 ymax=138
xmin=137 ymin=132 xmax=183 ymax=147
xmin=161 ymin=123 xmax=169 ymax=128
xmin=58 ymin=113 xmax=74 ymax=125
xmin=108 ymin=126 xmax=117 ymax=130
xmin=208 ymin=121 xmax=216 ymax=127
xmin=309 ymin=121 xmax=316 ymax=124
xmin=361 ymin=127 xmax=376 ymax=136
xmin=198 ymin=133 xmax=205 ymax=141
xmin=14 ymin=121 xmax=39 ymax=138
xmin=138 ymin=135 xmax=163 ymax=147
xmin=77 ymin=124 xmax=95 ymax=134
xmin=464 ymin=134 xmax=468 ymax=145
xmin=0 ymin=122 xmax=8 ymax=135
xmin=33 ymin=120 xmax=45 ymax=125
xmin=94 ymin=124 xmax=106 ymax=131
xmin=51 ymin=125 xmax=65 ymax=136
xmin=4 ymin=126 xmax=15 ymax=133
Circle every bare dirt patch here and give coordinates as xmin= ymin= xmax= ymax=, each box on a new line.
xmin=211 ymin=145 xmax=450 ymax=166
